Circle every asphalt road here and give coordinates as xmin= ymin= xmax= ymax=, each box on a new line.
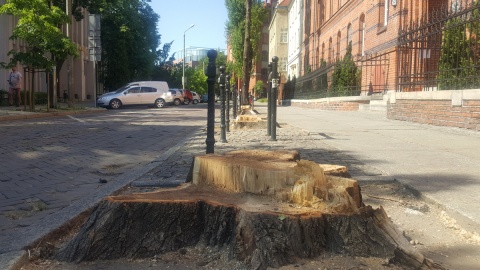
xmin=0 ymin=104 xmax=209 ymax=254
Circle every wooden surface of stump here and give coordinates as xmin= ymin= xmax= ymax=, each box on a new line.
xmin=55 ymin=150 xmax=431 ymax=270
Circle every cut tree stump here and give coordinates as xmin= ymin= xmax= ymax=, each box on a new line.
xmin=55 ymin=150 xmax=438 ymax=270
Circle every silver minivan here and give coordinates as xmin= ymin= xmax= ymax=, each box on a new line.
xmin=96 ymin=81 xmax=173 ymax=109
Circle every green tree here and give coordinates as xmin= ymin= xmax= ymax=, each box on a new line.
xmin=438 ymin=17 xmax=477 ymax=90
xmin=0 ymin=0 xmax=80 ymax=109
xmin=100 ymin=0 xmax=160 ymax=90
xmin=253 ymin=80 xmax=264 ymax=98
xmin=330 ymin=43 xmax=359 ymax=96
xmin=225 ymin=0 xmax=269 ymax=104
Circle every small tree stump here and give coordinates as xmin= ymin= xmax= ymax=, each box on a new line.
xmin=56 ymin=150 xmax=434 ymax=269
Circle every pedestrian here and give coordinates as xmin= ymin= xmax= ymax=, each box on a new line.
xmin=8 ymin=66 xmax=22 ymax=107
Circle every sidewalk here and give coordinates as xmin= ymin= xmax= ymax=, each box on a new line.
xmin=262 ymin=103 xmax=480 ymax=233
xmin=1 ymin=102 xmax=480 ymax=269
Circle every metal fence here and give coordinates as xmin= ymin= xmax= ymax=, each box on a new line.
xmin=398 ymin=0 xmax=480 ymax=92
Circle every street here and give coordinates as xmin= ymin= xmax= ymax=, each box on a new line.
xmin=0 ymin=104 xmax=209 ymax=254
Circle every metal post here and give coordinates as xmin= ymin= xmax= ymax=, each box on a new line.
xmin=232 ymin=84 xmax=238 ymax=119
xmin=206 ymin=50 xmax=217 ymax=154
xmin=267 ymin=62 xmax=272 ymax=136
xmin=218 ymin=66 xmax=227 ymax=143
xmin=270 ymin=56 xmax=279 ymax=141
xmin=183 ymin=24 xmax=195 ymax=90
xmin=226 ymin=73 xmax=231 ymax=132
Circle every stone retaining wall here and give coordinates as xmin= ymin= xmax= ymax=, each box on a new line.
xmin=285 ymin=89 xmax=480 ymax=132
xmin=289 ymin=96 xmax=371 ymax=111
xmin=386 ymin=90 xmax=480 ymax=132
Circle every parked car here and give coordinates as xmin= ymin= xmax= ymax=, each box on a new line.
xmin=200 ymin=94 xmax=220 ymax=103
xmin=178 ymin=89 xmax=194 ymax=105
xmin=96 ymin=81 xmax=170 ymax=109
xmin=167 ymin=89 xmax=185 ymax=106
xmin=191 ymin=91 xmax=200 ymax=104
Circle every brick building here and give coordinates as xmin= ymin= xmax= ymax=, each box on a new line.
xmin=301 ymin=0 xmax=450 ymax=94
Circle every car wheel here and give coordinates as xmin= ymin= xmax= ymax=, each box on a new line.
xmin=154 ymin=98 xmax=165 ymax=108
xmin=109 ymin=99 xmax=122 ymax=109
xmin=193 ymin=99 xmax=198 ymax=104
xmin=183 ymin=98 xmax=190 ymax=105
xmin=174 ymin=98 xmax=181 ymax=106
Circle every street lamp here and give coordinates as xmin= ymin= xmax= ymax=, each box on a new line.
xmin=183 ymin=24 xmax=195 ymax=90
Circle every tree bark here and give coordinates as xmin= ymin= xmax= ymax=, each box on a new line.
xmin=241 ymin=0 xmax=253 ymax=105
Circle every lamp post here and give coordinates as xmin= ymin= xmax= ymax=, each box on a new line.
xmin=183 ymin=24 xmax=195 ymax=90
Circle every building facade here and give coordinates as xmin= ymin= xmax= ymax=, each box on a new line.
xmin=301 ymin=0 xmax=450 ymax=95
xmin=287 ymin=0 xmax=303 ymax=80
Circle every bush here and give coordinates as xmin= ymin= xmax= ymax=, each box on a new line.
xmin=19 ymin=91 xmax=49 ymax=105
xmin=257 ymin=98 xmax=268 ymax=103
xmin=0 ymin=89 xmax=8 ymax=106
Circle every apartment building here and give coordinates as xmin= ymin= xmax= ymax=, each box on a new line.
xmin=286 ymin=0 xmax=303 ymax=80
xmin=0 ymin=0 xmax=97 ymax=103
xmin=269 ymin=0 xmax=290 ymax=100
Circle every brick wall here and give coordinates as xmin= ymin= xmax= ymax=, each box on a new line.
xmin=387 ymin=90 xmax=480 ymax=131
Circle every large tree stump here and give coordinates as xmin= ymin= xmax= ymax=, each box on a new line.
xmin=55 ymin=150 xmax=435 ymax=269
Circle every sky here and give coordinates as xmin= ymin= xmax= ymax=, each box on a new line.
xmin=149 ymin=0 xmax=229 ymax=57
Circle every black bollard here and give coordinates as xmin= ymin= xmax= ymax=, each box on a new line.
xmin=232 ymin=84 xmax=238 ymax=120
xmin=226 ymin=73 xmax=231 ymax=132
xmin=267 ymin=62 xmax=272 ymax=136
xmin=218 ymin=66 xmax=227 ymax=143
xmin=270 ymin=56 xmax=279 ymax=141
xmin=206 ymin=50 xmax=217 ymax=153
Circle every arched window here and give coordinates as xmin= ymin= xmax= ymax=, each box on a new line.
xmin=347 ymin=23 xmax=352 ymax=47
xmin=321 ymin=42 xmax=325 ymax=62
xmin=359 ymin=14 xmax=365 ymax=56
xmin=328 ymin=37 xmax=333 ymax=63
xmin=378 ymin=0 xmax=389 ymax=27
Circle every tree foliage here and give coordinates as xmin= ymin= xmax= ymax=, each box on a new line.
xmin=438 ymin=15 xmax=479 ymax=90
xmin=100 ymin=0 xmax=160 ymax=90
xmin=0 ymin=0 xmax=78 ymax=70
xmin=330 ymin=43 xmax=360 ymax=96
xmin=225 ymin=0 xmax=269 ymax=79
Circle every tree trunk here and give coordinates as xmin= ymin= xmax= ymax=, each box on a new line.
xmin=241 ymin=0 xmax=252 ymax=105
xmin=55 ymin=150 xmax=435 ymax=270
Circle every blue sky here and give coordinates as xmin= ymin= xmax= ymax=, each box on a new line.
xmin=150 ymin=0 xmax=229 ymax=57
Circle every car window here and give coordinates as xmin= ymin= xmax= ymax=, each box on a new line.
xmin=141 ymin=87 xmax=156 ymax=93
xmin=127 ymin=87 xmax=141 ymax=94
xmin=169 ymin=90 xmax=176 ymax=95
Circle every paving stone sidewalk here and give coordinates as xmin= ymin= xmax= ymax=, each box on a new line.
xmin=132 ymin=121 xmax=391 ymax=189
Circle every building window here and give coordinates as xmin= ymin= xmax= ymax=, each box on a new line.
xmin=359 ymin=14 xmax=365 ymax=56
xmin=261 ymin=68 xmax=268 ymax=80
xmin=279 ymin=57 xmax=287 ymax=72
xmin=262 ymin=51 xmax=268 ymax=62
xmin=321 ymin=43 xmax=325 ymax=62
xmin=347 ymin=23 xmax=352 ymax=47
xmin=336 ymin=31 xmax=341 ymax=59
xmin=328 ymin=37 xmax=333 ymax=62
xmin=280 ymin=28 xmax=288 ymax=43
xmin=378 ymin=0 xmax=388 ymax=27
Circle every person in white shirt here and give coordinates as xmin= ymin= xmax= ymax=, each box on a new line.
xmin=8 ymin=66 xmax=22 ymax=107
